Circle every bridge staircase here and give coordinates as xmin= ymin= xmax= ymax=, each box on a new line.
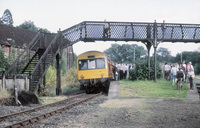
xmin=5 ymin=31 xmax=65 ymax=92
xmin=5 ymin=21 xmax=200 ymax=93
xmin=21 ymin=48 xmax=45 ymax=74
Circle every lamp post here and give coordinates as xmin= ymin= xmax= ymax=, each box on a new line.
xmin=132 ymin=45 xmax=135 ymax=63
xmin=133 ymin=46 xmax=135 ymax=63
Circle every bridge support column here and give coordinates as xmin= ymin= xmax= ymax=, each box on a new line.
xmin=145 ymin=42 xmax=152 ymax=80
xmin=153 ymin=45 xmax=157 ymax=82
xmin=56 ymin=53 xmax=62 ymax=95
xmin=153 ymin=20 xmax=158 ymax=82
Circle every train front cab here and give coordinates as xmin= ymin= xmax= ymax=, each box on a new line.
xmin=77 ymin=51 xmax=113 ymax=93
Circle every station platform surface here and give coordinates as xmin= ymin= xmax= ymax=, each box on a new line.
xmin=187 ymin=82 xmax=199 ymax=101
xmin=108 ymin=81 xmax=120 ymax=98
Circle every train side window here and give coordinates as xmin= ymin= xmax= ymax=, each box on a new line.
xmin=96 ymin=58 xmax=105 ymax=69
xmin=88 ymin=59 xmax=96 ymax=69
xmin=79 ymin=60 xmax=87 ymax=70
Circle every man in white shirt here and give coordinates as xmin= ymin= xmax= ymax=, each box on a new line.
xmin=188 ymin=62 xmax=195 ymax=90
xmin=171 ymin=64 xmax=178 ymax=85
xmin=164 ymin=63 xmax=171 ymax=80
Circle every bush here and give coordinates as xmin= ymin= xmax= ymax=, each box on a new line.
xmin=129 ymin=59 xmax=162 ymax=81
xmin=63 ymin=67 xmax=79 ymax=85
xmin=40 ymin=65 xmax=79 ymax=96
xmin=194 ymin=63 xmax=200 ymax=75
xmin=0 ymin=49 xmax=9 ymax=73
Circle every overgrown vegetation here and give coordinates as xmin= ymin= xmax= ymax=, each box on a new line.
xmin=129 ymin=59 xmax=162 ymax=81
xmin=120 ymin=79 xmax=188 ymax=98
xmin=0 ymin=48 xmax=19 ymax=73
xmin=0 ymin=89 xmax=10 ymax=99
xmin=39 ymin=64 xmax=80 ymax=96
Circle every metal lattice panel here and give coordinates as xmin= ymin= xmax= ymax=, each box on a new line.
xmin=86 ymin=24 xmax=104 ymax=38
xmin=62 ymin=23 xmax=83 ymax=43
xmin=61 ymin=21 xmax=200 ymax=44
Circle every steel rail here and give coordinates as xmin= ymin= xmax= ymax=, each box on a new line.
xmin=3 ymin=93 xmax=101 ymax=128
xmin=0 ymin=93 xmax=86 ymax=122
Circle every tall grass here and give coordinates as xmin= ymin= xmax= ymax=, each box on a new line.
xmin=120 ymin=79 xmax=188 ymax=98
xmin=40 ymin=65 xmax=80 ymax=96
xmin=0 ymin=89 xmax=10 ymax=99
xmin=61 ymin=67 xmax=80 ymax=93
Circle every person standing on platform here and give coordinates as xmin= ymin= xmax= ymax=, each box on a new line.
xmin=116 ymin=62 xmax=120 ymax=80
xmin=176 ymin=67 xmax=184 ymax=90
xmin=112 ymin=63 xmax=117 ymax=81
xmin=169 ymin=63 xmax=172 ymax=81
xmin=175 ymin=62 xmax=179 ymax=69
xmin=124 ymin=64 xmax=128 ymax=79
xmin=188 ymin=62 xmax=195 ymax=90
xmin=182 ymin=61 xmax=186 ymax=82
xmin=164 ymin=63 xmax=171 ymax=80
xmin=119 ymin=63 xmax=123 ymax=80
xmin=171 ymin=64 xmax=178 ymax=85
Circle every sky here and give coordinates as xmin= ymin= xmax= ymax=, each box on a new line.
xmin=0 ymin=0 xmax=200 ymax=56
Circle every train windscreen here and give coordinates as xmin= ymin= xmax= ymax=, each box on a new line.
xmin=79 ymin=58 xmax=105 ymax=70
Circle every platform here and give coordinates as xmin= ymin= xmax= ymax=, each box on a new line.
xmin=187 ymin=83 xmax=199 ymax=101
xmin=108 ymin=81 xmax=120 ymax=98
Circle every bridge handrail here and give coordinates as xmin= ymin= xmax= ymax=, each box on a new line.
xmin=30 ymin=32 xmax=65 ymax=91
xmin=60 ymin=21 xmax=200 ymax=42
xmin=5 ymin=32 xmax=42 ymax=74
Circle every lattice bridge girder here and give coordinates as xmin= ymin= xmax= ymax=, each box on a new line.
xmin=62 ymin=21 xmax=200 ymax=44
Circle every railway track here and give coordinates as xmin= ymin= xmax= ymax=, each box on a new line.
xmin=0 ymin=93 xmax=101 ymax=128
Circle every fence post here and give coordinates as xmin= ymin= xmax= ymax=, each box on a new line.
xmin=2 ymin=71 xmax=5 ymax=90
xmin=14 ymin=75 xmax=18 ymax=105
xmin=25 ymin=75 xmax=28 ymax=90
xmin=29 ymin=72 xmax=32 ymax=92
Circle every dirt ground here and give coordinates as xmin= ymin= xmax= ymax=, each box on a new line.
xmin=29 ymin=95 xmax=200 ymax=128
xmin=2 ymin=81 xmax=200 ymax=128
xmin=74 ymin=97 xmax=200 ymax=128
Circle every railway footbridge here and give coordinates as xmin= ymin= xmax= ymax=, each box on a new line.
xmin=4 ymin=20 xmax=200 ymax=95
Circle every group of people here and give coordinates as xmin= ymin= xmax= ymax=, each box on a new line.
xmin=112 ymin=63 xmax=135 ymax=81
xmin=162 ymin=61 xmax=195 ymax=90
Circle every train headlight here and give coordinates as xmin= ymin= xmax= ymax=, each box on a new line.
xmin=101 ymin=73 xmax=104 ymax=78
xmin=81 ymin=75 xmax=84 ymax=79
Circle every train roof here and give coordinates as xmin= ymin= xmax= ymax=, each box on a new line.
xmin=77 ymin=51 xmax=106 ymax=59
xmin=78 ymin=51 xmax=105 ymax=56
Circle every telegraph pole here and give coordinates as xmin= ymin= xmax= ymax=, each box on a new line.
xmin=133 ymin=46 xmax=135 ymax=63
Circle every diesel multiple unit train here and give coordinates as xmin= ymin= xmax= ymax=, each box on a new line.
xmin=77 ymin=51 xmax=114 ymax=93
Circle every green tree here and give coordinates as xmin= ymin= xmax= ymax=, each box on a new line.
xmin=104 ymin=44 xmax=147 ymax=63
xmin=17 ymin=21 xmax=38 ymax=32
xmin=174 ymin=51 xmax=200 ymax=74
xmin=129 ymin=59 xmax=162 ymax=80
xmin=0 ymin=49 xmax=9 ymax=73
xmin=39 ymin=28 xmax=51 ymax=33
xmin=0 ymin=9 xmax=13 ymax=26
xmin=156 ymin=47 xmax=172 ymax=63
xmin=17 ymin=21 xmax=51 ymax=33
